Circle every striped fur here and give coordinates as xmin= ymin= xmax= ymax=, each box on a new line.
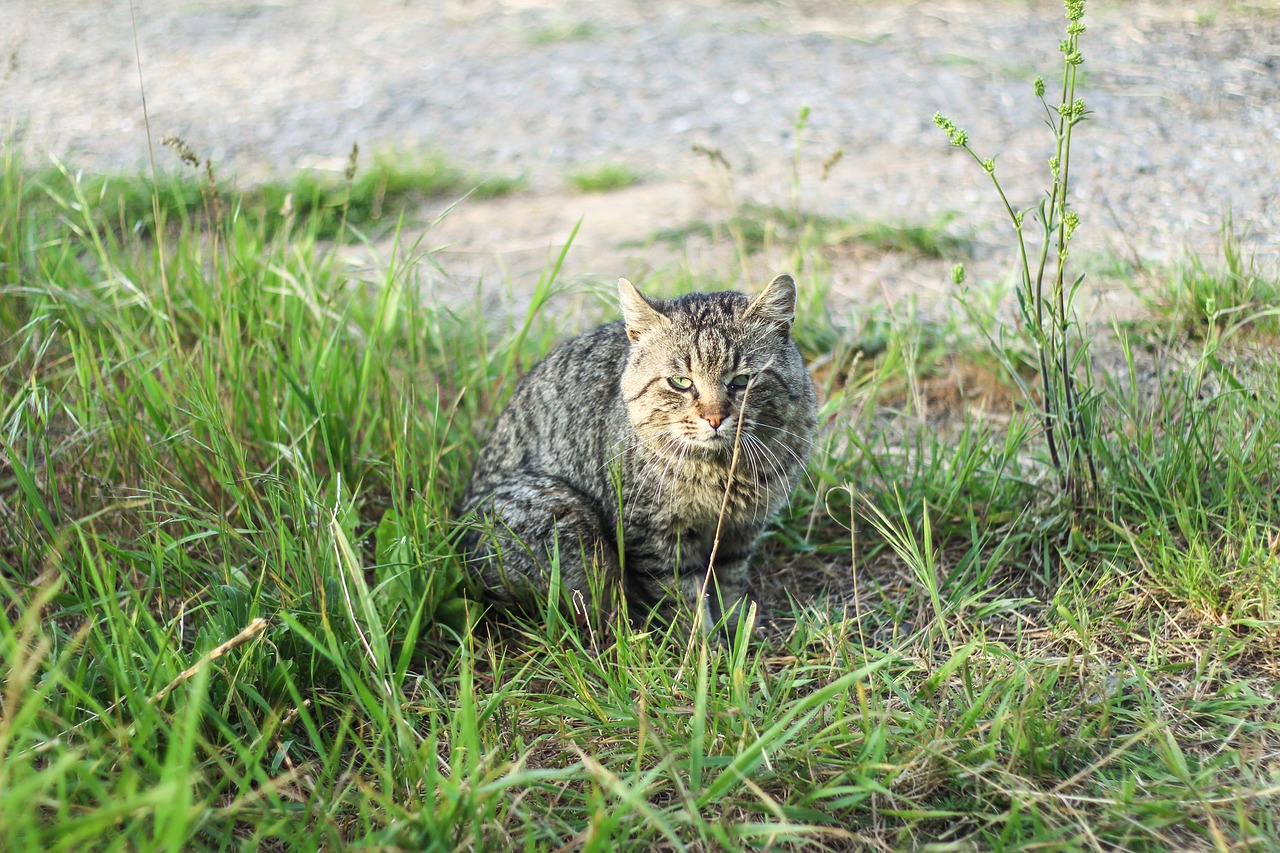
xmin=460 ymin=274 xmax=817 ymax=633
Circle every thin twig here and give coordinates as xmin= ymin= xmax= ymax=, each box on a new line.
xmin=698 ymin=375 xmax=756 ymax=638
xmin=127 ymin=0 xmax=175 ymax=329
xmin=43 ymin=617 xmax=269 ymax=753
xmin=150 ymin=618 xmax=268 ymax=705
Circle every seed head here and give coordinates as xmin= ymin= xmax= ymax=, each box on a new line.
xmin=932 ymin=112 xmax=969 ymax=147
xmin=821 ymin=148 xmax=844 ymax=181
xmin=161 ymin=134 xmax=201 ymax=169
xmin=692 ymin=144 xmax=732 ymax=171
xmin=344 ymin=142 xmax=359 ymax=184
xmin=1064 ymin=211 xmax=1081 ymax=239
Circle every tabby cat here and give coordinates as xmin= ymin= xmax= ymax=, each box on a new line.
xmin=460 ymin=274 xmax=817 ymax=634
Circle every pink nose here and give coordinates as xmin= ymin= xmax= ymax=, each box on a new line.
xmin=705 ymin=413 xmax=725 ymax=429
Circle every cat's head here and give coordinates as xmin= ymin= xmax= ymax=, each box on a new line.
xmin=617 ymin=275 xmax=810 ymax=456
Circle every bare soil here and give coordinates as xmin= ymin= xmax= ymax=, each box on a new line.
xmin=6 ymin=0 xmax=1278 ymax=315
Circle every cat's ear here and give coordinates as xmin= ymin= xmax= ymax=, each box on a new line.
xmin=743 ymin=274 xmax=797 ymax=332
xmin=618 ymin=278 xmax=668 ymax=342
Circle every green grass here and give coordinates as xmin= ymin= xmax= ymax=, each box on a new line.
xmin=18 ymin=147 xmax=522 ymax=242
xmin=3 ymin=148 xmax=1280 ymax=850
xmin=653 ymin=203 xmax=970 ymax=260
xmin=1148 ymin=217 xmax=1280 ymax=339
xmin=525 ymin=20 xmax=597 ymax=45
xmin=566 ymin=162 xmax=643 ymax=193
xmin=253 ymin=148 xmax=523 ymax=234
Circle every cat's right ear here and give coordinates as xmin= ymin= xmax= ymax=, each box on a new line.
xmin=618 ymin=278 xmax=668 ymax=343
xmin=743 ymin=273 xmax=797 ymax=332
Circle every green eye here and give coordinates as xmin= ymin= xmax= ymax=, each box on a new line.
xmin=729 ymin=373 xmax=752 ymax=389
xmin=668 ymin=376 xmax=693 ymax=391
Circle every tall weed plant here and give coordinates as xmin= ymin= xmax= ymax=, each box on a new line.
xmin=935 ymin=0 xmax=1100 ymax=513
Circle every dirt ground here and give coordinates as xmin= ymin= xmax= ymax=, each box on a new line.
xmin=5 ymin=0 xmax=1278 ymax=316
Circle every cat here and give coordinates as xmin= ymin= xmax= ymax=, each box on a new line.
xmin=460 ymin=274 xmax=817 ymax=635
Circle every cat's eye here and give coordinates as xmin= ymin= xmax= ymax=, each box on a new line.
xmin=668 ymin=376 xmax=693 ymax=391
xmin=729 ymin=372 xmax=752 ymax=389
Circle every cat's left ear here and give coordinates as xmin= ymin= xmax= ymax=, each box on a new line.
xmin=743 ymin=274 xmax=797 ymax=333
xmin=618 ymin=278 xmax=669 ymax=342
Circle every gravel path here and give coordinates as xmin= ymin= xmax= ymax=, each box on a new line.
xmin=6 ymin=0 xmax=1278 ymax=308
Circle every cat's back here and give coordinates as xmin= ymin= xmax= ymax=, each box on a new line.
xmin=465 ymin=321 xmax=628 ymax=499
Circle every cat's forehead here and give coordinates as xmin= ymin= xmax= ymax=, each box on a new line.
xmin=645 ymin=291 xmax=756 ymax=368
xmin=663 ymin=290 xmax=749 ymax=326
xmin=637 ymin=326 xmax=735 ymax=366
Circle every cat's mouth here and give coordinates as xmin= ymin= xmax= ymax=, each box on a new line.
xmin=683 ymin=426 xmax=743 ymax=454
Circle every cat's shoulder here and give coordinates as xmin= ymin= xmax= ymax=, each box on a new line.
xmin=518 ymin=319 xmax=629 ymax=387
xmin=545 ymin=319 xmax=627 ymax=360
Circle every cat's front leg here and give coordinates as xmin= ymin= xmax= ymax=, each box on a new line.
xmin=462 ymin=474 xmax=621 ymax=625
xmin=677 ymin=528 xmax=757 ymax=640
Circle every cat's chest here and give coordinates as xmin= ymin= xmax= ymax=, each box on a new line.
xmin=627 ymin=454 xmax=767 ymax=531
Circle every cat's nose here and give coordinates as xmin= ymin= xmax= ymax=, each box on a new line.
xmin=704 ymin=413 xmax=725 ymax=429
